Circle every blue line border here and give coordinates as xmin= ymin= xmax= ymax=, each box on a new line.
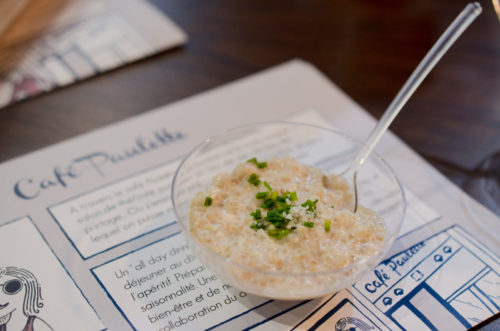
xmin=90 ymin=231 xmax=278 ymax=331
xmin=307 ymin=298 xmax=379 ymax=330
xmin=291 ymin=294 xmax=337 ymax=330
xmin=47 ymin=205 xmax=176 ymax=260
xmin=423 ymin=283 xmax=471 ymax=329
xmin=242 ymin=300 xmax=311 ymax=330
xmin=469 ymin=285 xmax=495 ymax=314
xmin=352 ymin=223 xmax=499 ymax=316
xmin=384 ymin=281 xmax=470 ymax=330
xmin=92 ymin=262 xmax=135 ymax=330
xmin=46 ymin=156 xmax=183 ymax=260
xmin=404 ymin=300 xmax=436 ymax=330
xmin=421 ymin=244 xmax=462 ymax=287
xmin=372 ymin=236 xmax=453 ymax=305
xmin=446 ymin=266 xmax=489 ymax=302
xmin=345 ymin=288 xmax=392 ymax=330
xmin=473 ymin=283 xmax=500 ymax=311
xmin=90 ymin=231 xmax=184 ymax=330
xmin=207 ymin=299 xmax=275 ymax=330
xmin=1 ymin=216 xmax=107 ymax=330
xmin=396 ymin=215 xmax=442 ymax=241
xmin=89 ymin=223 xmax=500 ymax=330
xmin=452 ymin=227 xmax=500 ymax=262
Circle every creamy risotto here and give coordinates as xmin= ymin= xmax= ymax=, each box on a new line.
xmin=188 ymin=156 xmax=387 ymax=275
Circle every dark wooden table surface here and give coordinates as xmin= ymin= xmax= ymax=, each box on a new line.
xmin=0 ymin=0 xmax=498 ymax=328
xmin=2 ymin=0 xmax=499 ymax=205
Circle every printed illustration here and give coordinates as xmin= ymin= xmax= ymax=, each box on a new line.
xmin=0 ymin=266 xmax=53 ymax=331
xmin=0 ymin=217 xmax=104 ymax=331
xmin=293 ymin=225 xmax=499 ymax=331
xmin=353 ymin=226 xmax=500 ymax=330
xmin=335 ymin=317 xmax=374 ymax=331
xmin=302 ymin=297 xmax=382 ymax=331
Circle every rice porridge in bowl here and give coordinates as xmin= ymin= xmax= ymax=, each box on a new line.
xmin=172 ymin=122 xmax=405 ymax=300
xmin=190 ymin=156 xmax=386 ymax=272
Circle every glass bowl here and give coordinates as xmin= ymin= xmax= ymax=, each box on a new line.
xmin=171 ymin=122 xmax=406 ymax=300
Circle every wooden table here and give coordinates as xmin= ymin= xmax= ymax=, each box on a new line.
xmin=0 ymin=0 xmax=498 ymax=326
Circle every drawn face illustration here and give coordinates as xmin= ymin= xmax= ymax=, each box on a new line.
xmin=0 ymin=274 xmax=25 ymax=326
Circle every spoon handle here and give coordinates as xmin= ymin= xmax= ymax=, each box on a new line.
xmin=352 ymin=2 xmax=482 ymax=172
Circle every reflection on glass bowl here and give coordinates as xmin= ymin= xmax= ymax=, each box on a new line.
xmin=172 ymin=122 xmax=406 ymax=300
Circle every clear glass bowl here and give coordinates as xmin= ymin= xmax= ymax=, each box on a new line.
xmin=172 ymin=122 xmax=406 ymax=300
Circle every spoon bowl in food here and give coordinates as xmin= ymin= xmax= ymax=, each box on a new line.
xmin=172 ymin=122 xmax=405 ymax=300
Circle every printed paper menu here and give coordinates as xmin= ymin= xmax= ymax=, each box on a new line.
xmin=0 ymin=60 xmax=498 ymax=330
xmin=281 ymin=226 xmax=500 ymax=331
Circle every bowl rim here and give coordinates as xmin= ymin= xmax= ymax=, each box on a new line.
xmin=171 ymin=120 xmax=407 ymax=278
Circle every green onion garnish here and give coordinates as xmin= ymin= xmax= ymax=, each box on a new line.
xmin=304 ymin=221 xmax=314 ymax=228
xmin=276 ymin=196 xmax=286 ymax=203
xmin=301 ymin=199 xmax=319 ymax=216
xmin=250 ymin=209 xmax=262 ymax=220
xmin=324 ymin=220 xmax=331 ymax=232
xmin=256 ymin=192 xmax=269 ymax=199
xmin=287 ymin=191 xmax=298 ymax=201
xmin=247 ymin=180 xmax=302 ymax=239
xmin=248 ymin=173 xmax=261 ymax=186
xmin=247 ymin=157 xmax=267 ymax=168
xmin=204 ymin=197 xmax=212 ymax=207
xmin=260 ymin=198 xmax=275 ymax=209
xmin=267 ymin=228 xmax=290 ymax=239
xmin=250 ymin=221 xmax=266 ymax=230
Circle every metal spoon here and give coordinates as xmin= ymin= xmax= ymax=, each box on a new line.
xmin=346 ymin=2 xmax=482 ymax=212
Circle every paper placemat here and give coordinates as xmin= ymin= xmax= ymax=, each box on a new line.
xmin=0 ymin=60 xmax=498 ymax=330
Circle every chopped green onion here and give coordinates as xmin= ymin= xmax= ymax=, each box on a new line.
xmin=267 ymin=228 xmax=290 ymax=239
xmin=250 ymin=221 xmax=266 ymax=230
xmin=303 ymin=221 xmax=314 ymax=228
xmin=331 ymin=205 xmax=335 ymax=209
xmin=261 ymin=198 xmax=275 ymax=209
xmin=248 ymin=173 xmax=261 ymax=186
xmin=204 ymin=197 xmax=212 ymax=207
xmin=249 ymin=182 xmax=302 ymax=239
xmin=275 ymin=201 xmax=291 ymax=213
xmin=247 ymin=157 xmax=267 ymax=168
xmin=256 ymin=192 xmax=269 ymax=199
xmin=324 ymin=220 xmax=331 ymax=232
xmin=250 ymin=209 xmax=262 ymax=220
xmin=264 ymin=210 xmax=281 ymax=226
xmin=301 ymin=199 xmax=319 ymax=216
xmin=276 ymin=195 xmax=286 ymax=203
xmin=287 ymin=191 xmax=298 ymax=201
